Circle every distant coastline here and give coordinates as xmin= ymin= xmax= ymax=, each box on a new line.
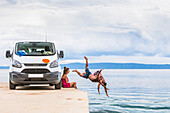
xmin=0 ymin=66 xmax=9 ymax=69
xmin=2 ymin=63 xmax=170 ymax=69
xmin=63 ymin=63 xmax=170 ymax=69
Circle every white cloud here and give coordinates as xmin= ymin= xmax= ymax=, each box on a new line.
xmin=61 ymin=55 xmax=170 ymax=64
xmin=1 ymin=0 xmax=170 ymax=65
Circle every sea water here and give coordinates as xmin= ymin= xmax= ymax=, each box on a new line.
xmin=0 ymin=69 xmax=170 ymax=113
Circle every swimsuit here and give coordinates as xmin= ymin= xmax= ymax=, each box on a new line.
xmin=83 ymin=69 xmax=100 ymax=79
xmin=62 ymin=77 xmax=70 ymax=88
xmin=82 ymin=69 xmax=105 ymax=83
xmin=83 ymin=68 xmax=92 ymax=79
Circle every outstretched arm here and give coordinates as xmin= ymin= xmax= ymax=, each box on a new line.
xmin=65 ymin=77 xmax=68 ymax=83
xmin=99 ymin=81 xmax=109 ymax=97
xmin=97 ymin=83 xmax=100 ymax=94
xmin=96 ymin=69 xmax=104 ymax=80
xmin=104 ymin=87 xmax=109 ymax=97
xmin=100 ymin=81 xmax=109 ymax=90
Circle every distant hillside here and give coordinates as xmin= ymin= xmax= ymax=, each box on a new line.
xmin=61 ymin=63 xmax=170 ymax=69
xmin=0 ymin=66 xmax=9 ymax=69
xmin=2 ymin=63 xmax=170 ymax=69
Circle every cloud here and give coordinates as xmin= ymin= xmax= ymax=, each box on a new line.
xmin=0 ymin=0 xmax=170 ymax=65
xmin=61 ymin=55 xmax=170 ymax=64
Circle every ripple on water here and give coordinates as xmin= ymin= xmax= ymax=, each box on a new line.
xmin=110 ymin=104 xmax=170 ymax=110
xmin=89 ymin=103 xmax=103 ymax=105
xmin=90 ymin=109 xmax=122 ymax=113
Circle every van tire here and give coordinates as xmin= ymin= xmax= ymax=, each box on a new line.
xmin=9 ymin=80 xmax=16 ymax=90
xmin=55 ymin=81 xmax=61 ymax=89
xmin=49 ymin=84 xmax=53 ymax=86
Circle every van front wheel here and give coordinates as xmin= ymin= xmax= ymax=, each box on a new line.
xmin=9 ymin=80 xmax=16 ymax=90
xmin=55 ymin=81 xmax=61 ymax=90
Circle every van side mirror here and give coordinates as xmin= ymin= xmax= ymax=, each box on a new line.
xmin=59 ymin=50 xmax=64 ymax=58
xmin=6 ymin=50 xmax=11 ymax=58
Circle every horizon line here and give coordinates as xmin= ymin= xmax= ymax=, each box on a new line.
xmin=1 ymin=62 xmax=170 ymax=67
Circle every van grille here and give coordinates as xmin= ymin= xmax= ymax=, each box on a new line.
xmin=21 ymin=69 xmax=50 ymax=74
xmin=24 ymin=64 xmax=47 ymax=66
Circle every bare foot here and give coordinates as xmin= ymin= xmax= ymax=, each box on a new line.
xmin=72 ymin=69 xmax=77 ymax=72
xmin=84 ymin=56 xmax=88 ymax=60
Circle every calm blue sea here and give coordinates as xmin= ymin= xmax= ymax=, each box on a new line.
xmin=0 ymin=69 xmax=170 ymax=113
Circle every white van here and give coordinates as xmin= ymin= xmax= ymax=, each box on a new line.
xmin=6 ymin=41 xmax=64 ymax=90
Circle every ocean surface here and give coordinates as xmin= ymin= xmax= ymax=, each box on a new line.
xmin=0 ymin=69 xmax=170 ymax=113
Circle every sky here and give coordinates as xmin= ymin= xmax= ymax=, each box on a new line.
xmin=1 ymin=0 xmax=170 ymax=65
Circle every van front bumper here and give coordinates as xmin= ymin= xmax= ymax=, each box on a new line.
xmin=10 ymin=71 xmax=61 ymax=85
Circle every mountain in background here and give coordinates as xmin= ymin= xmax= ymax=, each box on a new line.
xmin=1 ymin=63 xmax=170 ymax=69
xmin=61 ymin=63 xmax=170 ymax=69
xmin=0 ymin=66 xmax=9 ymax=69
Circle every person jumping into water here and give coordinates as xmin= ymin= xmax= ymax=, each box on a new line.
xmin=72 ymin=56 xmax=109 ymax=97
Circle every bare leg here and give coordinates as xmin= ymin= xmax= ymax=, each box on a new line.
xmin=72 ymin=56 xmax=88 ymax=78
xmin=74 ymin=82 xmax=77 ymax=89
xmin=70 ymin=82 xmax=77 ymax=89
xmin=72 ymin=69 xmax=84 ymax=77
xmin=84 ymin=56 xmax=88 ymax=69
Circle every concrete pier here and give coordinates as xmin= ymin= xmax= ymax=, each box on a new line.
xmin=0 ymin=83 xmax=89 ymax=113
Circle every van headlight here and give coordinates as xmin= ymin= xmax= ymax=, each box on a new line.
xmin=50 ymin=60 xmax=58 ymax=68
xmin=12 ymin=60 xmax=22 ymax=68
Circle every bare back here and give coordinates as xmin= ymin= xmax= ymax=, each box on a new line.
xmin=89 ymin=73 xmax=104 ymax=82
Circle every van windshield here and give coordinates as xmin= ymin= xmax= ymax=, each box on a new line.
xmin=15 ymin=42 xmax=56 ymax=56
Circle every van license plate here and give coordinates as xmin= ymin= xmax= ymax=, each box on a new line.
xmin=28 ymin=74 xmax=43 ymax=78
